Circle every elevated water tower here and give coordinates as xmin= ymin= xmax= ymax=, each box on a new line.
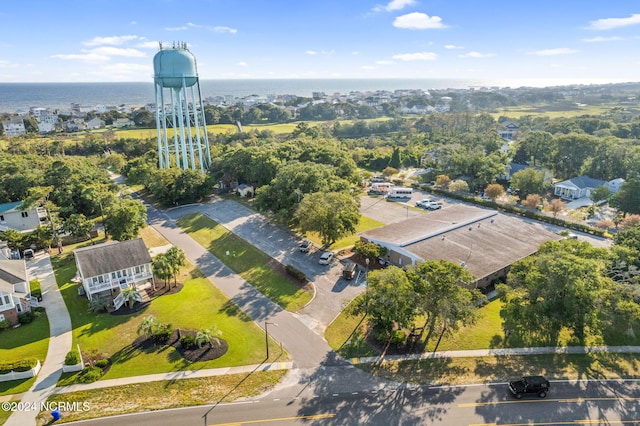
xmin=153 ymin=42 xmax=211 ymax=170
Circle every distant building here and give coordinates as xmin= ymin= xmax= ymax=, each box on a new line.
xmin=85 ymin=117 xmax=106 ymax=130
xmin=553 ymin=175 xmax=606 ymax=200
xmin=2 ymin=117 xmax=26 ymax=137
xmin=112 ymin=118 xmax=135 ymax=128
xmin=0 ymin=202 xmax=48 ymax=233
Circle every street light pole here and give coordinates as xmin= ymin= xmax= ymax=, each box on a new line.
xmin=264 ymin=321 xmax=277 ymax=360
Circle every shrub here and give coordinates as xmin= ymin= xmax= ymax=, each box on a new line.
xmin=94 ymin=359 xmax=109 ymax=369
xmin=180 ymin=334 xmax=197 ymax=350
xmin=64 ymin=350 xmax=80 ymax=366
xmin=151 ymin=325 xmax=172 ymax=345
xmin=88 ymin=298 xmax=110 ymax=313
xmin=77 ymin=366 xmax=103 ymax=383
xmin=0 ymin=320 xmax=9 ymax=331
xmin=0 ymin=359 xmax=38 ymax=374
xmin=285 ymin=265 xmax=307 ymax=282
xmin=34 ymin=306 xmax=46 ymax=313
xmin=18 ymin=312 xmax=34 ymax=324
xmin=390 ymin=329 xmax=406 ymax=346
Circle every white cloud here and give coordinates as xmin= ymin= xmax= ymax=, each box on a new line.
xmin=588 ymin=14 xmax=640 ymax=30
xmin=458 ymin=51 xmax=495 ymax=58
xmin=375 ymin=60 xmax=395 ymax=64
xmin=393 ymin=12 xmax=446 ymax=29
xmin=530 ymin=48 xmax=578 ymax=56
xmin=361 ymin=65 xmax=376 ymax=70
xmin=88 ymin=47 xmax=146 ymax=57
xmin=581 ymin=36 xmax=622 ymax=43
xmin=444 ymin=44 xmax=463 ymax=49
xmin=236 ymin=61 xmax=248 ymax=67
xmin=136 ymin=41 xmax=160 ymax=49
xmin=0 ymin=60 xmax=18 ymax=68
xmin=306 ymin=50 xmax=334 ymax=55
xmin=372 ymin=0 xmax=416 ymax=12
xmin=213 ymin=26 xmax=237 ymax=34
xmin=165 ymin=26 xmax=188 ymax=31
xmin=50 ymin=53 xmax=111 ymax=63
xmin=83 ymin=35 xmax=139 ymax=46
xmin=392 ymin=52 xmax=438 ymax=61
xmin=352 ymin=51 xmax=360 ymax=55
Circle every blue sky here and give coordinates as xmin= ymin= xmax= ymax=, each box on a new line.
xmin=1 ymin=0 xmax=639 ymax=85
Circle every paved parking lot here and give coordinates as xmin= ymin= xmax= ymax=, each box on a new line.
xmin=359 ymin=191 xmax=452 ymax=225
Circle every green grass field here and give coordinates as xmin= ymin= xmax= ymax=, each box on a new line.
xmin=177 ymin=212 xmax=312 ymax=312
xmin=52 ymin=254 xmax=287 ymax=383
xmin=0 ymin=313 xmax=50 ymax=397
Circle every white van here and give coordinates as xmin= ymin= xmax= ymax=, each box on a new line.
xmin=387 ymin=187 xmax=413 ymax=200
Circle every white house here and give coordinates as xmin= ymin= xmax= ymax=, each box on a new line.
xmin=0 ymin=260 xmax=32 ymax=326
xmin=112 ymin=118 xmax=135 ymax=128
xmin=85 ymin=117 xmax=105 ymax=130
xmin=74 ymin=239 xmax=154 ymax=309
xmin=0 ymin=202 xmax=48 ymax=233
xmin=553 ymin=175 xmax=608 ymax=200
xmin=2 ymin=118 xmax=27 ymax=137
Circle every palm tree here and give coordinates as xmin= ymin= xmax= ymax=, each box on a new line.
xmin=195 ymin=327 xmax=222 ymax=349
xmin=165 ymin=246 xmax=186 ymax=287
xmin=121 ymin=286 xmax=141 ymax=309
xmin=137 ymin=315 xmax=159 ymax=337
xmin=152 ymin=253 xmax=173 ymax=288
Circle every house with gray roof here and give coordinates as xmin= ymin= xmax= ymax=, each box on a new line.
xmin=0 ymin=259 xmax=31 ymax=326
xmin=74 ymin=239 xmax=154 ymax=308
xmin=359 ymin=204 xmax=561 ymax=288
xmin=553 ymin=175 xmax=623 ymax=200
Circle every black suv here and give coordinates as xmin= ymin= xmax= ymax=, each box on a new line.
xmin=508 ymin=375 xmax=550 ymax=399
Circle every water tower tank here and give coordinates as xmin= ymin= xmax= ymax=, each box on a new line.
xmin=153 ymin=45 xmax=198 ymax=88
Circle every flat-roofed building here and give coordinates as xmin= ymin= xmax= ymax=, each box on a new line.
xmin=360 ymin=204 xmax=562 ymax=288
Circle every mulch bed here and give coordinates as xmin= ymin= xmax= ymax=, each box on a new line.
xmin=131 ymin=329 xmax=228 ymax=362
xmin=110 ymin=301 xmax=150 ymax=316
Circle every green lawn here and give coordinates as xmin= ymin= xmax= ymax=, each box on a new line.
xmin=51 ymin=250 xmax=288 ymax=383
xmin=177 ymin=213 xmax=312 ymax=312
xmin=0 ymin=313 xmax=50 ymax=397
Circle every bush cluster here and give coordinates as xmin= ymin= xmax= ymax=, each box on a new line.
xmin=285 ymin=264 xmax=307 ymax=282
xmin=94 ymin=359 xmax=110 ymax=369
xmin=180 ymin=334 xmax=197 ymax=350
xmin=0 ymin=359 xmax=38 ymax=374
xmin=64 ymin=350 xmax=80 ymax=366
xmin=0 ymin=320 xmax=9 ymax=331
xmin=77 ymin=366 xmax=103 ymax=383
xmin=151 ymin=326 xmax=172 ymax=345
xmin=18 ymin=312 xmax=34 ymax=324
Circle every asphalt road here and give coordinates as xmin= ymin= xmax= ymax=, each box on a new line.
xmin=67 ymin=379 xmax=640 ymax=425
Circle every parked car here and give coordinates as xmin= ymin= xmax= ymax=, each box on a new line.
xmin=319 ymin=251 xmax=334 ymax=265
xmin=415 ymin=198 xmax=434 ymax=208
xmin=508 ymin=375 xmax=550 ymax=399
xmin=23 ymin=249 xmax=34 ymax=260
xmin=342 ymin=262 xmax=357 ymax=280
xmin=299 ymin=239 xmax=312 ymax=253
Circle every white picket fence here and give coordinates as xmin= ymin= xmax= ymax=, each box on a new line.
xmin=0 ymin=360 xmax=41 ymax=382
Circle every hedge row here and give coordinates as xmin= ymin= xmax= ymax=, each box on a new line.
xmin=0 ymin=359 xmax=38 ymax=374
xmin=416 ymin=184 xmax=607 ymax=238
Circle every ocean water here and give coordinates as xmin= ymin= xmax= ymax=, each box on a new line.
xmin=0 ymin=78 xmax=615 ymax=113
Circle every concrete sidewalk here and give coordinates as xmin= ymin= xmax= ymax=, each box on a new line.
xmin=350 ymin=345 xmax=640 ymax=365
xmin=55 ymin=362 xmax=293 ymax=394
xmin=5 ymin=253 xmax=72 ymax=426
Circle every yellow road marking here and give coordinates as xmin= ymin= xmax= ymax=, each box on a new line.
xmin=210 ymin=413 xmax=335 ymax=425
xmin=470 ymin=420 xmax=640 ymax=426
xmin=460 ymin=397 xmax=640 ymax=408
